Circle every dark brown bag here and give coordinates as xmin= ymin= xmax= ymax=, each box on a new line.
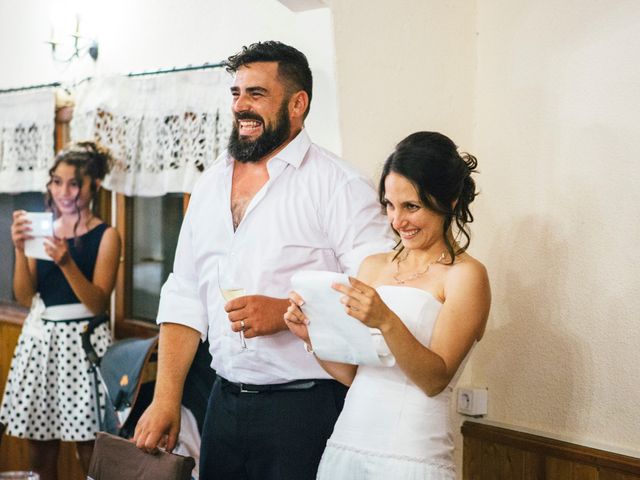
xmin=87 ymin=432 xmax=195 ymax=480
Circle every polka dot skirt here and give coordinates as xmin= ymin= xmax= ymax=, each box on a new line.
xmin=0 ymin=316 xmax=111 ymax=441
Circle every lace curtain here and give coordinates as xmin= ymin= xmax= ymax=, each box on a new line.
xmin=71 ymin=69 xmax=232 ymax=196
xmin=0 ymin=88 xmax=55 ymax=193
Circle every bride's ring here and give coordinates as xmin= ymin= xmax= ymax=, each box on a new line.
xmin=240 ymin=320 xmax=246 ymax=331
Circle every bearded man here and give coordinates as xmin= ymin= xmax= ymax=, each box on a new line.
xmin=134 ymin=41 xmax=393 ymax=480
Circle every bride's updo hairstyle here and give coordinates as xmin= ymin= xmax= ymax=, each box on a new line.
xmin=378 ymin=131 xmax=479 ymax=263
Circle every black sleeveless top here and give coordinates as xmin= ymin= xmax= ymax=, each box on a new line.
xmin=36 ymin=223 xmax=109 ymax=307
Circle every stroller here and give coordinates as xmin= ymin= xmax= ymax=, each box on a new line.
xmin=81 ymin=315 xmax=215 ymax=439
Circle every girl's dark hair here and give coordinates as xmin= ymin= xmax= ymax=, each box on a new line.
xmin=378 ymin=131 xmax=479 ymax=263
xmin=46 ymin=141 xmax=113 ymax=239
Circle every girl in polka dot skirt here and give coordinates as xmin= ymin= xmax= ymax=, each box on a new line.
xmin=0 ymin=142 xmax=121 ymax=480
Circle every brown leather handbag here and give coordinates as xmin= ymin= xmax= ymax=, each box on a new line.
xmin=87 ymin=432 xmax=195 ymax=480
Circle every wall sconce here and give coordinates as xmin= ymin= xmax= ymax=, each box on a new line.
xmin=46 ymin=14 xmax=98 ymax=63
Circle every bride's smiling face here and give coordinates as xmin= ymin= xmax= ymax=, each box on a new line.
xmin=383 ymin=172 xmax=445 ymax=250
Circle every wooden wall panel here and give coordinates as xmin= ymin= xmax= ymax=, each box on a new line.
xmin=600 ymin=470 xmax=640 ymax=480
xmin=573 ymin=463 xmax=600 ymax=480
xmin=482 ymin=442 xmax=525 ymax=479
xmin=462 ymin=421 xmax=640 ymax=480
xmin=0 ymin=321 xmax=29 ymax=471
xmin=58 ymin=443 xmax=85 ymax=479
xmin=523 ymin=450 xmax=545 ymax=480
xmin=547 ymin=457 xmax=574 ymax=480
xmin=547 ymin=457 xmax=600 ymax=480
xmin=464 ymin=435 xmax=484 ymax=479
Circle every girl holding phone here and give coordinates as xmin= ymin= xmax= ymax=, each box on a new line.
xmin=0 ymin=142 xmax=121 ymax=480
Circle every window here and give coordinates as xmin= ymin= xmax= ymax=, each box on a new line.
xmin=114 ymin=193 xmax=188 ymax=337
xmin=0 ymin=192 xmax=45 ymax=303
xmin=130 ymin=194 xmax=183 ymax=320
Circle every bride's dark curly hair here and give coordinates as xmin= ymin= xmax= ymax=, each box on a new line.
xmin=378 ymin=131 xmax=479 ymax=264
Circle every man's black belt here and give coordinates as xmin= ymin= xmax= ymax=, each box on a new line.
xmin=219 ymin=376 xmax=320 ymax=394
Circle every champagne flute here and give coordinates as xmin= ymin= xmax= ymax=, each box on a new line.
xmin=218 ymin=254 xmax=247 ymax=349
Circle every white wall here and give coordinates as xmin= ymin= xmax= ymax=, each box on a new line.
xmin=0 ymin=0 xmax=341 ymax=153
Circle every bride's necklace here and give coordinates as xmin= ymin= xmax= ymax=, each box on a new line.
xmin=393 ymin=251 xmax=446 ymax=285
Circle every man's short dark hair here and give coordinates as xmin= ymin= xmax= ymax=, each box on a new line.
xmin=225 ymin=41 xmax=313 ymax=118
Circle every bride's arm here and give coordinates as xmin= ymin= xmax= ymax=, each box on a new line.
xmin=284 ymin=293 xmax=358 ymax=386
xmin=314 ymin=356 xmax=358 ymax=387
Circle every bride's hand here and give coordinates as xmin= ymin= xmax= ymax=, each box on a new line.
xmin=332 ymin=277 xmax=396 ymax=331
xmin=284 ymin=291 xmax=311 ymax=344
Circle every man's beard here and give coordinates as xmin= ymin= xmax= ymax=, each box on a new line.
xmin=227 ymin=102 xmax=291 ymax=163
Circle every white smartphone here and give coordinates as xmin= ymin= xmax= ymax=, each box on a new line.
xmin=24 ymin=212 xmax=54 ymax=260
xmin=25 ymin=212 xmax=54 ymax=237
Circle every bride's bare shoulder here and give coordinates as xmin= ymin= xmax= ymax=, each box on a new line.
xmin=357 ymin=251 xmax=397 ymax=282
xmin=446 ymin=252 xmax=490 ymax=293
xmin=364 ymin=251 xmax=397 ymax=267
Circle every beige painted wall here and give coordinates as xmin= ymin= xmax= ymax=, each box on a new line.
xmin=470 ymin=0 xmax=640 ymax=455
xmin=330 ymin=0 xmax=477 ymax=175
xmin=330 ymin=0 xmax=640 ymax=473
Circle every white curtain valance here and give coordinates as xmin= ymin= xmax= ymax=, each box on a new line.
xmin=71 ymin=69 xmax=233 ymax=196
xmin=0 ymin=88 xmax=55 ymax=193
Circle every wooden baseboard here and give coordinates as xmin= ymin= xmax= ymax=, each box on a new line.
xmin=462 ymin=421 xmax=640 ymax=479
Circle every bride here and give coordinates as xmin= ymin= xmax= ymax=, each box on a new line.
xmin=284 ymin=131 xmax=491 ymax=480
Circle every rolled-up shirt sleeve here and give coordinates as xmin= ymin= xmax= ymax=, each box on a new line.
xmin=325 ymin=177 xmax=395 ymax=276
xmin=156 ymin=207 xmax=208 ymax=340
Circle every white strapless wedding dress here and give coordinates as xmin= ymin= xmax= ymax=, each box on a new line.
xmin=317 ymin=285 xmax=468 ymax=480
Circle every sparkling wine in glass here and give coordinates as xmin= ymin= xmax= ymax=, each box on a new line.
xmin=221 ymin=287 xmax=245 ymax=302
xmin=218 ymin=255 xmax=247 ymax=349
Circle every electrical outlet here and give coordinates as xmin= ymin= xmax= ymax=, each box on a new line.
xmin=457 ymin=387 xmax=488 ymax=416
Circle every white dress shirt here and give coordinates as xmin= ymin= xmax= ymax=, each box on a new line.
xmin=157 ymin=129 xmax=395 ymax=384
